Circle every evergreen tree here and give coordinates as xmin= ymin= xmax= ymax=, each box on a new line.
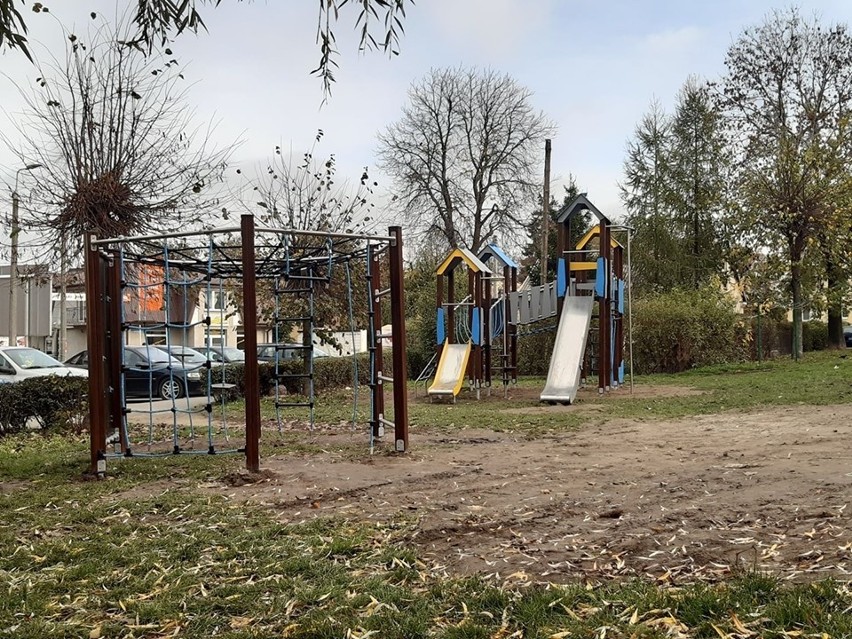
xmin=667 ymin=77 xmax=727 ymax=288
xmin=620 ymin=100 xmax=680 ymax=293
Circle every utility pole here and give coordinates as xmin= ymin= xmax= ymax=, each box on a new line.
xmin=8 ymin=163 xmax=42 ymax=347
xmin=541 ymin=139 xmax=552 ymax=285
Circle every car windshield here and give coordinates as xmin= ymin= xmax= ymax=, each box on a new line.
xmin=4 ymin=348 xmax=64 ymax=369
xmin=222 ymin=347 xmax=245 ymax=361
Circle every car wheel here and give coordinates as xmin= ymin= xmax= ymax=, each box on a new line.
xmin=158 ymin=377 xmax=185 ymax=401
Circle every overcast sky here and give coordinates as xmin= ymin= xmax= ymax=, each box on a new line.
xmin=4 ymin=1 xmax=852 ymax=256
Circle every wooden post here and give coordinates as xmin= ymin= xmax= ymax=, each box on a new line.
xmin=85 ymin=233 xmax=107 ymax=475
xmin=388 ymin=226 xmax=409 ymax=452
xmin=240 ymin=214 xmax=261 ymax=472
xmin=541 ymin=139 xmax=552 ymax=285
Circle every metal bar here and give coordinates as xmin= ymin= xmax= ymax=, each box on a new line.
xmin=106 ymin=252 xmax=126 ymax=454
xmin=93 ymin=226 xmax=243 ymax=246
xmin=378 ymin=374 xmax=394 ymax=383
xmin=254 ymin=226 xmax=394 ymax=242
xmin=369 ymin=246 xmax=385 ymax=439
xmin=241 ymin=214 xmax=261 ymax=472
xmin=388 ymin=226 xmax=410 ymax=452
xmin=85 ymin=233 xmax=107 ymax=476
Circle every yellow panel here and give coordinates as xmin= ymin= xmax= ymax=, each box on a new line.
xmin=436 ymin=249 xmax=483 ymax=276
xmin=575 ymin=225 xmax=624 ymax=250
xmin=569 ymin=261 xmax=597 ymax=271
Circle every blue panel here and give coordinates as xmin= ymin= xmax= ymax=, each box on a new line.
xmin=471 ymin=307 xmax=481 ymax=344
xmin=595 ymin=258 xmax=607 ymax=298
xmin=618 ymin=279 xmax=625 ymax=314
xmin=557 ymin=258 xmax=567 ymax=297
xmin=619 ymin=361 xmax=625 ymax=384
xmin=491 ymin=303 xmax=504 ymax=339
xmin=436 ymin=307 xmax=445 ymax=344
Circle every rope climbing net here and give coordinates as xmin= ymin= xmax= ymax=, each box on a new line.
xmin=84 ymin=215 xmax=410 ymax=475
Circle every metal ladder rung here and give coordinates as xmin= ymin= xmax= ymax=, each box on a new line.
xmin=374 ymin=287 xmax=391 ymax=298
xmin=377 ymin=375 xmax=394 ymax=383
xmin=274 ymin=316 xmax=312 ymax=323
xmin=375 ymin=333 xmax=393 ymax=340
xmin=275 ymin=401 xmax=314 ymax=408
xmin=275 ymin=373 xmax=312 ymax=380
xmin=378 ymin=416 xmax=395 ymax=428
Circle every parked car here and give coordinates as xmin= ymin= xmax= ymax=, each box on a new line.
xmin=153 ymin=345 xmax=208 ymax=369
xmin=0 ymin=346 xmax=88 ymax=384
xmin=845 ymin=326 xmax=852 ymax=348
xmin=199 ymin=346 xmax=246 ymax=364
xmin=65 ymin=346 xmax=204 ymax=400
xmin=257 ymin=343 xmax=330 ymax=364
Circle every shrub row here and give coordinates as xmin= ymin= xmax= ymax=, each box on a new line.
xmin=630 ymin=287 xmax=746 ymax=374
xmin=0 ymin=376 xmax=89 ymax=437
xmin=206 ymin=353 xmax=373 ymax=398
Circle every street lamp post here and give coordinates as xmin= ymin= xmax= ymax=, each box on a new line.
xmin=8 ymin=163 xmax=42 ymax=347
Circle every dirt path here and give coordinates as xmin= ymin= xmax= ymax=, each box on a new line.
xmin=202 ymin=404 xmax=852 ymax=585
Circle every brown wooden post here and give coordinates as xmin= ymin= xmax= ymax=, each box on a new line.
xmin=240 ymin=214 xmax=261 ymax=472
xmin=388 ymin=226 xmax=409 ymax=452
xmin=106 ymin=252 xmax=127 ymax=454
xmin=483 ymin=267 xmax=492 ymax=389
xmin=541 ymin=138 xmax=552 ymax=285
xmin=85 ymin=233 xmax=107 ymax=475
xmin=369 ymin=246 xmax=385 ymax=438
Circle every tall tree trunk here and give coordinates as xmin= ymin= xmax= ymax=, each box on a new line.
xmin=790 ymin=259 xmax=803 ymax=361
xmin=826 ymin=260 xmax=845 ymax=349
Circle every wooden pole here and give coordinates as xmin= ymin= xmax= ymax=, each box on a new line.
xmin=85 ymin=233 xmax=107 ymax=475
xmin=541 ymin=139 xmax=552 ymax=285
xmin=240 ymin=214 xmax=261 ymax=472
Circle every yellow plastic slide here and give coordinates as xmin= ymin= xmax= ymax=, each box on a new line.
xmin=427 ymin=340 xmax=471 ymax=398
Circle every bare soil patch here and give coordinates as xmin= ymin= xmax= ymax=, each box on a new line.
xmin=195 ymin=404 xmax=852 ymax=585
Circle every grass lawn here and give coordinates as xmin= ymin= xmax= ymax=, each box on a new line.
xmin=2 ymin=351 xmax=852 ymax=638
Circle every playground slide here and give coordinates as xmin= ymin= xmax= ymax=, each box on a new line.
xmin=428 ymin=341 xmax=472 ymax=397
xmin=540 ymin=296 xmax=595 ymax=404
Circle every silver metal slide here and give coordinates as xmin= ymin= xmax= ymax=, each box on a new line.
xmin=540 ymin=296 xmax=595 ymax=404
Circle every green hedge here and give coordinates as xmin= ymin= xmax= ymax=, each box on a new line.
xmin=631 ymin=287 xmax=746 ymax=374
xmin=206 ymin=354 xmax=373 ymax=398
xmin=0 ymin=376 xmax=89 ymax=436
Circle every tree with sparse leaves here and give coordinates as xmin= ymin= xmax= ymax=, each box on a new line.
xmin=378 ymin=66 xmax=555 ymax=253
xmin=0 ymin=0 xmax=411 ymax=94
xmin=717 ymin=8 xmax=852 ymax=358
xmin=3 ymin=18 xmax=231 ymax=254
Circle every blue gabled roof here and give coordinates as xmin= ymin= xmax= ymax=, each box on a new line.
xmin=478 ymin=243 xmax=518 ymax=270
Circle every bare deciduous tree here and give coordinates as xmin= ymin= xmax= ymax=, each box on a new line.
xmin=4 ymin=19 xmax=232 ymax=253
xmin=248 ymin=132 xmax=377 ymax=236
xmin=377 ymin=67 xmax=555 ymax=252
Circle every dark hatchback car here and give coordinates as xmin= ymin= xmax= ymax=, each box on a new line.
xmin=845 ymin=327 xmax=852 ymax=348
xmin=65 ymin=346 xmax=204 ymax=400
xmin=199 ymin=346 xmax=246 ymax=364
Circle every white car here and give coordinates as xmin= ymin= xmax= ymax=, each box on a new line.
xmin=0 ymin=347 xmax=89 ymax=383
